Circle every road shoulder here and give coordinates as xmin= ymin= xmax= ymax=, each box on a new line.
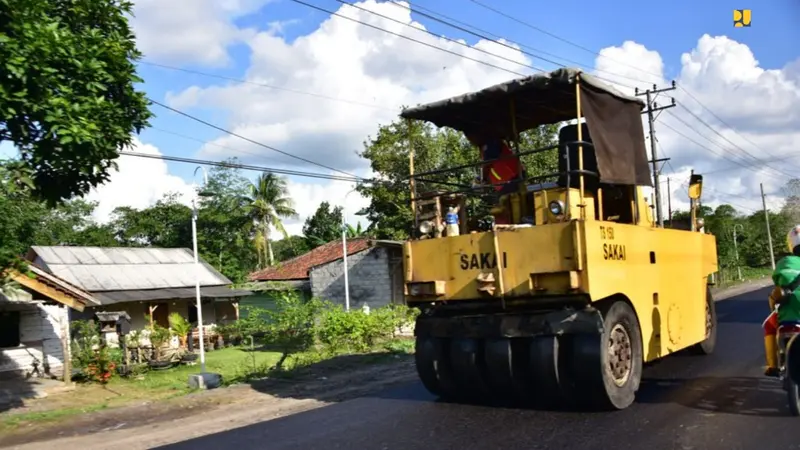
xmin=0 ymin=279 xmax=774 ymax=450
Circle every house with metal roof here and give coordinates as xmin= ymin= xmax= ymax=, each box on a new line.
xmin=25 ymin=246 xmax=252 ymax=336
xmin=248 ymin=238 xmax=405 ymax=310
xmin=2 ymin=264 xmax=98 ymax=386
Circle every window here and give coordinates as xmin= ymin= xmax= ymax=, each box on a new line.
xmin=0 ymin=311 xmax=20 ymax=348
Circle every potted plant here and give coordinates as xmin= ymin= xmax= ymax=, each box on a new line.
xmin=168 ymin=313 xmax=192 ymax=349
xmin=147 ymin=323 xmax=173 ymax=370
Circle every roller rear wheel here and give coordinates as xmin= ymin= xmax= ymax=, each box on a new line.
xmin=573 ymin=301 xmax=643 ymax=410
xmin=689 ymin=287 xmax=716 ymax=355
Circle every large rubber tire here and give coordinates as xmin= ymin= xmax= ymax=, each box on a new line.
xmin=449 ymin=338 xmax=491 ymax=402
xmin=528 ymin=335 xmax=566 ymax=407
xmin=414 ymin=336 xmax=444 ymax=396
xmin=689 ymin=287 xmax=717 ymax=355
xmin=415 ymin=336 xmax=461 ymax=399
xmin=572 ymin=301 xmax=643 ymax=410
xmin=483 ymin=338 xmax=520 ymax=404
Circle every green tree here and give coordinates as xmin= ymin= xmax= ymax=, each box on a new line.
xmin=244 ymin=173 xmax=298 ymax=268
xmin=109 ymin=193 xmax=192 ymax=248
xmin=0 ymin=164 xmax=117 ymax=275
xmin=196 ymin=162 xmax=258 ymax=282
xmin=740 ymin=210 xmax=791 ymax=266
xmin=272 ymin=236 xmax=312 ymax=262
xmin=357 ymin=119 xmax=560 ymax=239
xmin=782 ymin=178 xmax=800 ymax=224
xmin=0 ymin=0 xmax=152 ymax=206
xmin=303 ymin=201 xmax=344 ymax=248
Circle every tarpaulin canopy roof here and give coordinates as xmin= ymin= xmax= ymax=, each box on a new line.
xmin=399 ymin=68 xmax=652 ymax=186
xmin=400 ymin=68 xmax=644 ymax=135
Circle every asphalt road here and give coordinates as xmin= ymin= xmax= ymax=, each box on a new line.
xmin=159 ymin=287 xmax=800 ymax=450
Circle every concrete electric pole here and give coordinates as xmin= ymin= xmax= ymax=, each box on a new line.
xmin=636 ymin=82 xmax=677 ymax=228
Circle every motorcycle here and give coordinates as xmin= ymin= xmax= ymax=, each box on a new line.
xmin=777 ymin=320 xmax=800 ymax=416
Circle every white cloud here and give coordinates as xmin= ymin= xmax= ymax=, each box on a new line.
xmin=165 ymin=0 xmax=536 ymax=173
xmin=594 ymin=35 xmax=800 ymax=219
xmin=280 ymin=177 xmax=371 ymax=236
xmin=85 ymin=138 xmax=196 ymax=223
xmin=123 ymin=0 xmax=800 ymax=236
xmin=85 ymin=139 xmax=371 ymax=236
xmin=130 ymin=0 xmax=272 ymax=67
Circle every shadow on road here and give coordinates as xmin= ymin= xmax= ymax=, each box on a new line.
xmin=242 ymin=350 xmax=415 ymax=402
xmin=637 ymin=375 xmax=788 ymax=417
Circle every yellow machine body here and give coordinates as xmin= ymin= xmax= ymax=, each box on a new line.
xmin=404 ymin=185 xmax=718 ymax=362
xmin=398 ymin=67 xmax=718 ymax=410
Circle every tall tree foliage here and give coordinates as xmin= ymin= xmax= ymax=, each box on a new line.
xmin=0 ymin=163 xmax=117 ymax=273
xmin=196 ymin=162 xmax=258 ymax=283
xmin=244 ymin=173 xmax=298 ymax=268
xmin=356 ymin=119 xmax=560 ymax=239
xmin=0 ymin=0 xmax=152 ymax=205
xmin=109 ymin=193 xmax=192 ymax=248
xmin=303 ymin=201 xmax=344 ymax=248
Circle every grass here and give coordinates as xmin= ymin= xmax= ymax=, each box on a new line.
xmin=0 ymin=339 xmax=414 ymax=433
xmin=0 ymin=345 xmax=283 ymax=433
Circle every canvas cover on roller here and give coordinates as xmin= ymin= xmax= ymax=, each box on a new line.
xmin=400 ymin=67 xmax=652 ymax=187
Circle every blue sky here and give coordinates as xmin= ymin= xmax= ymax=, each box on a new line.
xmin=136 ymin=0 xmax=798 ymax=182
xmin=6 ymin=0 xmax=800 ymax=230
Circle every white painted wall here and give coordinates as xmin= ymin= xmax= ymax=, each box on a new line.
xmin=71 ymin=299 xmax=224 ymax=349
xmin=0 ymin=301 xmax=69 ymax=379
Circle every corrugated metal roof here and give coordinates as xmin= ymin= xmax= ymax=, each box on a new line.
xmin=28 ymin=246 xmax=233 ymax=293
xmin=92 ymin=286 xmax=252 ymax=305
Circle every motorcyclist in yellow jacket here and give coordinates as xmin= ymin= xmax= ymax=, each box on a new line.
xmin=763 ymin=225 xmax=800 ymax=377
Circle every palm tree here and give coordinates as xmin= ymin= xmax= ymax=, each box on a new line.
xmin=244 ymin=173 xmax=298 ymax=268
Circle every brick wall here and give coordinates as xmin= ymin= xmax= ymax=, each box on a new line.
xmin=310 ymin=246 xmax=402 ymax=310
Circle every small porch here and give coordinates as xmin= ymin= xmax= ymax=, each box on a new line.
xmin=71 ymin=285 xmax=252 ymax=349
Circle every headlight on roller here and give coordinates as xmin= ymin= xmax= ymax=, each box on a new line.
xmin=419 ymin=220 xmax=434 ymax=234
xmin=549 ymin=200 xmax=564 ymax=216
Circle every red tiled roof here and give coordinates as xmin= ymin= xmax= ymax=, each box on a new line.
xmin=248 ymin=238 xmax=372 ymax=281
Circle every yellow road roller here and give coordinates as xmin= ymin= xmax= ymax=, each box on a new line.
xmin=399 ymin=68 xmax=718 ymax=410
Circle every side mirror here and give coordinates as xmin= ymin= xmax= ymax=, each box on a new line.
xmin=688 ymin=174 xmax=703 ymax=200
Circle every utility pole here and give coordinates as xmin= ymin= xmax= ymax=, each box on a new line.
xmin=761 ymin=183 xmax=776 ymax=270
xmin=636 ymin=82 xmax=677 ymax=228
xmin=667 ymin=177 xmax=672 ymax=227
xmin=733 ymin=223 xmax=744 ymax=281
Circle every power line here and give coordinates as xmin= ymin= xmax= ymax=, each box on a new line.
xmin=466 ymin=0 xmax=665 ymax=81
xmin=660 ymin=113 xmax=784 ymax=178
xmin=335 ymin=0 xmax=549 ymax=74
xmin=118 ymin=151 xmax=363 ymax=183
xmin=141 ymin=1 xmax=792 ymax=205
xmin=147 ymin=98 xmax=364 ymax=180
xmin=677 ymin=86 xmax=791 ymax=166
xmin=140 ymin=61 xmax=396 ymax=112
xmin=462 ymin=0 xmax=797 ymax=175
xmin=287 ymin=0 xmax=527 ymax=77
xmin=387 ymin=1 xmax=650 ymax=88
xmin=674 ymin=104 xmax=796 ymax=178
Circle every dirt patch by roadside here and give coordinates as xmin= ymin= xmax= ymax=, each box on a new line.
xmin=0 ymin=353 xmax=418 ymax=450
xmin=0 ymin=279 xmax=772 ymax=450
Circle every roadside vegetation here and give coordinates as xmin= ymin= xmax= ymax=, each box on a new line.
xmin=0 ymin=291 xmax=416 ymax=432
